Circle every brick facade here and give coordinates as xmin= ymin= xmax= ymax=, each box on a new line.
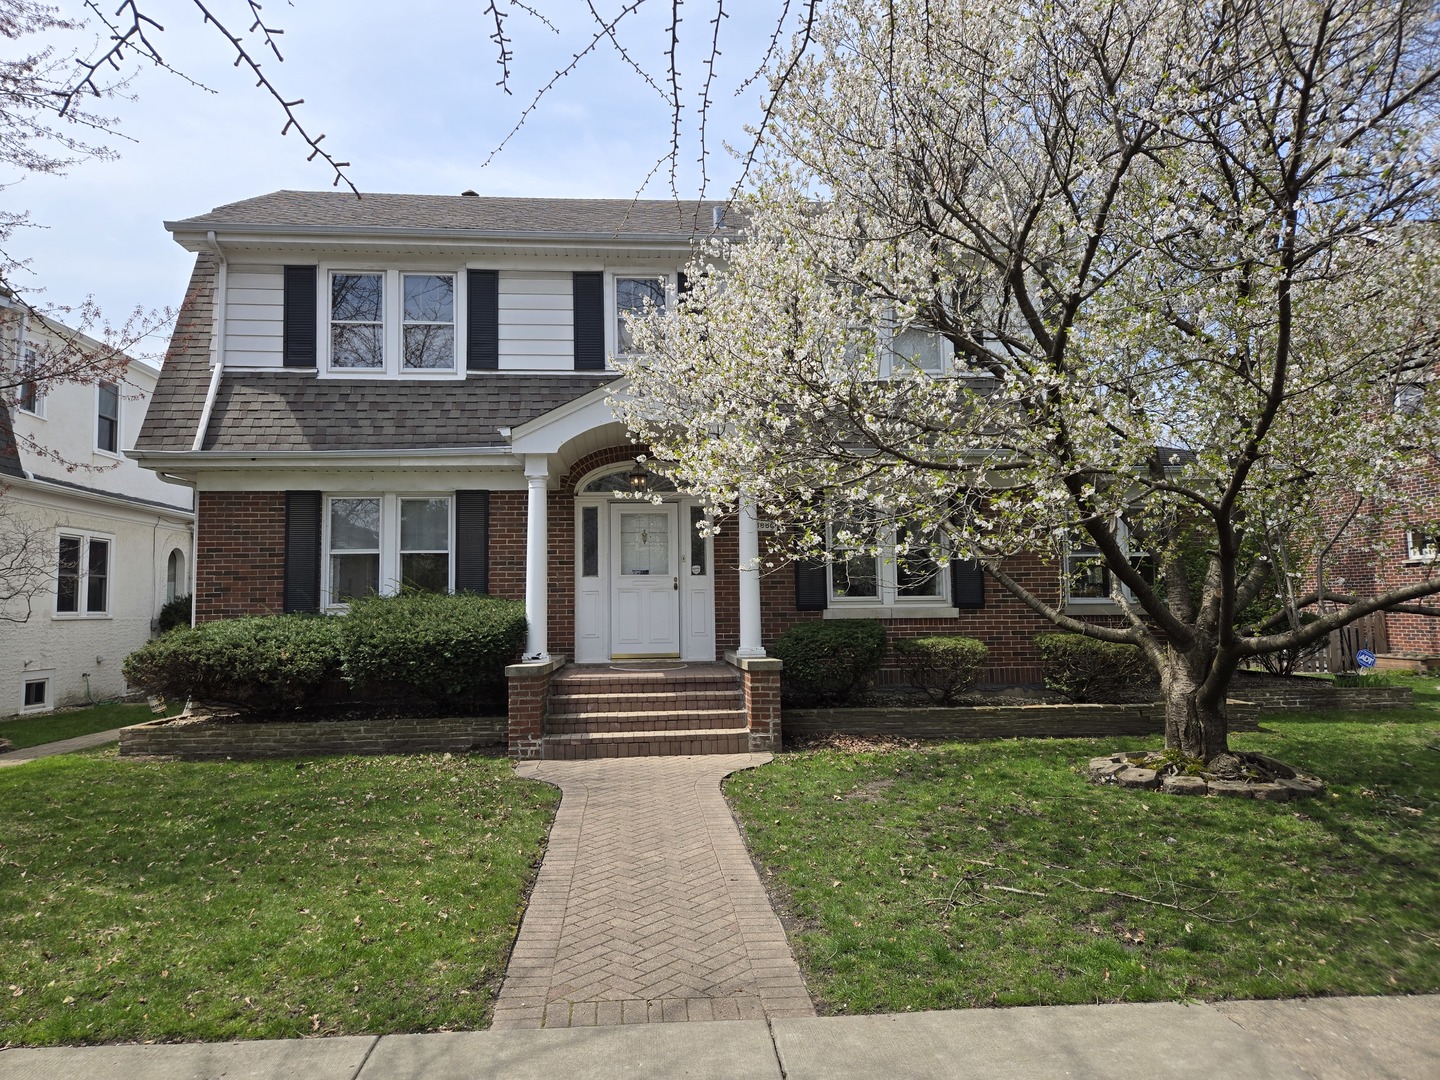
xmin=195 ymin=491 xmax=285 ymax=621
xmin=194 ymin=457 xmax=1131 ymax=685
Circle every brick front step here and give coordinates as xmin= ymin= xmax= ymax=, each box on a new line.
xmin=547 ymin=709 xmax=749 ymax=734
xmin=549 ymin=691 xmax=744 ymax=715
xmin=549 ymin=677 xmax=742 ymax=695
xmin=542 ymin=728 xmax=751 ymax=759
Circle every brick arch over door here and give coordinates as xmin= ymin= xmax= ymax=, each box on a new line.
xmin=561 ymin=443 xmax=654 ymax=495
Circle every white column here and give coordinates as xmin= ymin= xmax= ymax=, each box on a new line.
xmin=524 ymin=455 xmax=550 ymax=661
xmin=736 ymin=496 xmax=766 ymax=658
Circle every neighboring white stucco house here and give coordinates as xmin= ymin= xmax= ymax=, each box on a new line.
xmin=1 ymin=302 xmax=194 ymax=716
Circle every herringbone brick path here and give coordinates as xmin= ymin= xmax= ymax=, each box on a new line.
xmin=491 ymin=754 xmax=814 ymax=1029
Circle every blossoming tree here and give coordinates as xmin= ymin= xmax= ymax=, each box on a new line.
xmin=615 ymin=0 xmax=1440 ymax=763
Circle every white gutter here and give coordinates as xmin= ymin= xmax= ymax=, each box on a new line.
xmin=191 ymin=231 xmax=226 ymax=452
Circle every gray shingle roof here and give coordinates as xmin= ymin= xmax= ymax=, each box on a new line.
xmin=201 ymin=372 xmax=618 ymax=452
xmin=135 ymin=253 xmax=216 ymax=452
xmin=169 ymin=190 xmax=731 ymax=239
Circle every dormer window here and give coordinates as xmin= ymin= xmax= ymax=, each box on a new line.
xmin=325 ymin=269 xmax=459 ymax=376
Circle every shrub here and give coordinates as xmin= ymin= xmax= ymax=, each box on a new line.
xmin=894 ymin=635 xmax=989 ymax=704
xmin=771 ymin=619 xmax=887 ymax=706
xmin=122 ymin=615 xmax=343 ymax=713
xmin=339 ymin=592 xmax=527 ymax=710
xmin=157 ymin=594 xmax=193 ymax=634
xmin=1034 ymin=632 xmax=1155 ymax=702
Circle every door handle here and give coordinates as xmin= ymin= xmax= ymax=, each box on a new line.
xmin=673 ymin=576 xmax=679 ymax=591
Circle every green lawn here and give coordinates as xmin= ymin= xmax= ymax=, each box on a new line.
xmin=0 ymin=703 xmax=164 ymax=751
xmin=727 ymin=696 xmax=1440 ymax=1014
xmin=0 ymin=752 xmax=559 ymax=1046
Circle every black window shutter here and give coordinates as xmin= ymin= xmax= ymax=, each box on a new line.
xmin=794 ymin=557 xmax=828 ymax=611
xmin=455 ymin=490 xmax=490 ymax=594
xmin=951 ymin=558 xmax=985 ymax=610
xmin=467 ymin=270 xmax=499 ymax=371
xmin=282 ymin=266 xmax=318 ymax=368
xmin=572 ymin=271 xmax=605 ymax=370
xmin=283 ymin=491 xmax=322 ymax=613
xmin=676 ymin=271 xmax=689 ymax=296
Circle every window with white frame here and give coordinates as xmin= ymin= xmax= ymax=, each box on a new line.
xmin=21 ymin=675 xmax=50 ymax=713
xmin=828 ymin=519 xmax=950 ymax=606
xmin=613 ymin=275 xmax=668 ymax=356
xmin=166 ymin=548 xmax=185 ymax=602
xmin=1407 ymin=530 xmax=1438 ymax=562
xmin=1064 ymin=523 xmax=1151 ymax=604
xmin=16 ymin=346 xmax=43 ymax=415
xmin=96 ymin=381 xmax=120 ymax=454
xmin=324 ymin=495 xmax=453 ymax=606
xmin=887 ymin=324 xmax=953 ymax=377
xmin=327 ymin=270 xmax=458 ymax=375
xmin=56 ymin=532 xmax=111 ymax=616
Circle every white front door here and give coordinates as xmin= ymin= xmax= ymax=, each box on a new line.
xmin=610 ymin=505 xmax=681 ymax=657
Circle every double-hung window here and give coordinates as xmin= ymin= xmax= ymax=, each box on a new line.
xmin=324 ymin=494 xmax=453 ymax=607
xmin=1064 ymin=522 xmax=1150 ymax=605
xmin=827 ymin=519 xmax=951 ymax=611
xmin=326 ymin=269 xmax=459 ymax=375
xmin=56 ymin=532 xmax=111 ymax=617
xmin=96 ymin=382 xmax=120 ymax=455
xmin=612 ymin=275 xmax=669 ymax=357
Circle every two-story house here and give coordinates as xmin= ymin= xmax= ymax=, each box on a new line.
xmin=130 ymin=190 xmax=1124 ymax=755
xmin=2 ymin=303 xmax=194 ymax=716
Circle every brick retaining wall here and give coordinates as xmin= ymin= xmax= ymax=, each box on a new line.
xmin=119 ymin=715 xmax=507 ymax=760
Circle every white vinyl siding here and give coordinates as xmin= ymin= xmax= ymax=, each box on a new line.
xmin=224 ymin=265 xmax=285 ymax=367
xmin=498 ymin=272 xmax=573 ymax=369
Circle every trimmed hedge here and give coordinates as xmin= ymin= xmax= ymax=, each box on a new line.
xmin=123 ymin=614 xmax=343 ymax=713
xmin=772 ymin=619 xmax=887 ymax=706
xmin=1034 ymin=632 xmax=1154 ymax=702
xmin=339 ymin=592 xmax=527 ymax=709
xmin=123 ymin=594 xmax=528 ymax=717
xmin=894 ymin=635 xmax=989 ymax=704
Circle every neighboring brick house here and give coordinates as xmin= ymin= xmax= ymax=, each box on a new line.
xmin=130 ymin=191 xmax=1134 ymax=753
xmin=2 ymin=304 xmax=193 ymax=715
xmin=1322 ymin=459 xmax=1440 ymax=666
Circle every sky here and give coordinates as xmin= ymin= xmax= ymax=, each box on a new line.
xmin=7 ymin=1 xmax=795 ymax=356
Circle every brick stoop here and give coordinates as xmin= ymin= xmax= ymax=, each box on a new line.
xmin=544 ymin=663 xmax=749 ymax=759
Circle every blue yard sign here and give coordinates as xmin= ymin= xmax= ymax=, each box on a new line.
xmin=1356 ymin=649 xmax=1377 ymax=668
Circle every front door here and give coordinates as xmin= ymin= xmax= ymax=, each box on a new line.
xmin=609 ymin=505 xmax=681 ymax=657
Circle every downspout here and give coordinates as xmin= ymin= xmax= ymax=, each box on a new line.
xmin=191 ymin=231 xmax=226 ymax=452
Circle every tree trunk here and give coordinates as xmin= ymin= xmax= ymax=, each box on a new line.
xmin=1160 ymin=645 xmax=1230 ymax=762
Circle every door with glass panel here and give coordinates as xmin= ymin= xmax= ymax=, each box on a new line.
xmin=609 ymin=505 xmax=680 ymax=657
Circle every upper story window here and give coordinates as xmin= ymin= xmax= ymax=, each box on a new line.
xmin=56 ymin=532 xmax=111 ymax=617
xmin=402 ymin=275 xmax=455 ymax=370
xmin=331 ymin=273 xmax=385 ymax=369
xmin=16 ymin=346 xmax=44 ymax=416
xmin=612 ymin=274 xmax=670 ymax=358
xmin=96 ymin=381 xmax=120 ymax=455
xmin=326 ymin=269 xmax=458 ymax=376
xmin=887 ymin=325 xmax=952 ymax=376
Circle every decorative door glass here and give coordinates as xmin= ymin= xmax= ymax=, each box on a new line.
xmin=620 ymin=513 xmax=670 ymax=576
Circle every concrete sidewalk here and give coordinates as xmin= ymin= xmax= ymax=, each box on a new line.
xmin=0 ymin=996 xmax=1434 ymax=1080
xmin=0 ymin=728 xmax=125 ymax=768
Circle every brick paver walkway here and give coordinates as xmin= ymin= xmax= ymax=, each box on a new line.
xmin=491 ymin=753 xmax=815 ymax=1029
